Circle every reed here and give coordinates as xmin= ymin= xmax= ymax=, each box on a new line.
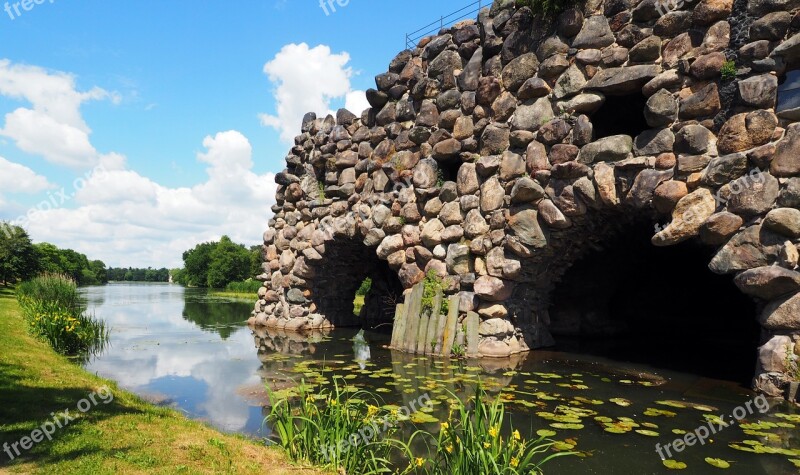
xmin=16 ymin=274 xmax=108 ymax=356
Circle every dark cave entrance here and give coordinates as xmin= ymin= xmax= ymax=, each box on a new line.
xmin=592 ymin=93 xmax=650 ymax=139
xmin=438 ymin=158 xmax=461 ymax=183
xmin=548 ymin=221 xmax=759 ymax=384
xmin=311 ymin=238 xmax=403 ymax=332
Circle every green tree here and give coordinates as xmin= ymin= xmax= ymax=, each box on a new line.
xmin=182 ymin=242 xmax=216 ymax=287
xmin=249 ymin=245 xmax=263 ymax=278
xmin=206 ymin=236 xmax=250 ymax=288
xmin=0 ymin=223 xmax=38 ymax=285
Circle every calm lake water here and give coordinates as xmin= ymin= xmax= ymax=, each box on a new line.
xmin=82 ymin=283 xmax=800 ymax=474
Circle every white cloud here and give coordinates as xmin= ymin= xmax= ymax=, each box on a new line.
xmin=0 ymin=59 xmax=276 ymax=268
xmin=24 ymin=131 xmax=276 ymax=267
xmin=0 ymin=59 xmax=119 ymax=168
xmin=345 ymin=90 xmax=370 ymax=118
xmin=259 ymin=43 xmax=365 ymax=143
xmin=0 ymin=156 xmax=53 ymax=194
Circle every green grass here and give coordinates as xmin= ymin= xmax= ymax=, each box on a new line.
xmin=208 ymin=279 xmax=262 ymax=300
xmin=0 ymin=286 xmax=328 ymax=475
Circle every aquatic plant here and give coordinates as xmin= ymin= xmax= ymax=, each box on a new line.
xmin=16 ymin=274 xmax=108 ymax=356
xmin=395 ymin=385 xmax=574 ymax=474
xmin=266 ymin=378 xmax=397 ymax=474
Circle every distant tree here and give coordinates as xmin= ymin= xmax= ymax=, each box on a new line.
xmin=0 ymin=224 xmax=38 ymax=285
xmin=206 ymin=236 xmax=251 ymax=288
xmin=182 ymin=242 xmax=216 ymax=287
xmin=249 ymin=245 xmax=263 ymax=278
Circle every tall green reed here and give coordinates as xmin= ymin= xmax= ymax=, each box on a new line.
xmin=16 ymin=274 xmax=108 ymax=357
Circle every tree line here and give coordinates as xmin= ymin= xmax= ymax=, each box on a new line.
xmin=0 ymin=224 xmax=107 ymax=286
xmin=0 ymin=223 xmax=171 ymax=286
xmin=171 ymin=236 xmax=262 ymax=288
xmin=107 ymin=267 xmax=170 ymax=283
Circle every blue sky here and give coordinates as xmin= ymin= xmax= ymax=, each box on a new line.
xmin=0 ymin=0 xmax=466 ymax=267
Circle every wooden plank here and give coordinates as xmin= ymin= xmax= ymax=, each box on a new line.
xmin=390 ymin=303 xmax=406 ymax=349
xmin=403 ymin=283 xmax=423 ymax=353
xmin=424 ymin=290 xmax=443 ymax=355
xmin=465 ymin=311 xmax=479 ymax=357
xmin=440 ymin=297 xmax=459 ymax=357
xmin=415 ymin=313 xmax=430 ymax=355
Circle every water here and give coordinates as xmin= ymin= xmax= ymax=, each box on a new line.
xmin=82 ymin=283 xmax=800 ymax=474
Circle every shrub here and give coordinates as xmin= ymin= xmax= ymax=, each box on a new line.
xmin=16 ymin=274 xmax=108 ymax=356
xmin=720 ymin=60 xmax=737 ymax=81
xmin=224 ymin=279 xmax=262 ymax=294
xmin=515 ymin=0 xmax=577 ymax=16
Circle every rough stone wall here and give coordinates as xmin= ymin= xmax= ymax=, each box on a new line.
xmin=251 ymin=0 xmax=800 ymax=397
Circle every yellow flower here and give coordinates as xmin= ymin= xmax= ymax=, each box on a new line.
xmin=441 ymin=422 xmax=449 ymax=431
xmin=489 ymin=426 xmax=499 ymax=438
xmin=367 ymin=405 xmax=379 ymax=417
xmin=483 ymin=442 xmax=491 ymax=448
xmin=445 ymin=445 xmax=453 ymax=453
xmin=329 ymin=399 xmax=337 ymax=406
xmin=510 ymin=457 xmax=519 ymax=468
xmin=305 ymin=395 xmax=314 ymax=404
xmin=415 ymin=457 xmax=424 ymax=467
xmin=512 ymin=430 xmax=521 ymax=441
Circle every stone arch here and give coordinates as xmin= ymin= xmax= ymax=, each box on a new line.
xmin=253 ymin=0 xmax=800 ymax=398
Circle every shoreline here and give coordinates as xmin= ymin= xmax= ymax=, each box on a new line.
xmin=0 ymin=286 xmax=326 ymax=474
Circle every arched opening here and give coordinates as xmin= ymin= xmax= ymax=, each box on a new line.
xmin=591 ymin=93 xmax=649 ymax=139
xmin=310 ymin=238 xmax=403 ymax=332
xmin=549 ymin=220 xmax=759 ymax=384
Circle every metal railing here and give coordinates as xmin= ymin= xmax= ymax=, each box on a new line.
xmin=404 ymin=1 xmax=486 ymax=50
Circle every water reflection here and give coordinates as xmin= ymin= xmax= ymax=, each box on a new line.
xmin=82 ymin=284 xmax=800 ymax=474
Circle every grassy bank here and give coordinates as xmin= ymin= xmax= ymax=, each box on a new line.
xmin=0 ymin=286 xmax=326 ymax=475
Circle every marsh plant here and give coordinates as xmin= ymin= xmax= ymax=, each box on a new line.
xmin=266 ymin=378 xmax=398 ymax=474
xmin=395 ymin=386 xmax=573 ymax=475
xmin=16 ymin=274 xmax=108 ymax=356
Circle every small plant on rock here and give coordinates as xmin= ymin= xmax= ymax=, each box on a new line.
xmin=720 ymin=60 xmax=737 ymax=81
xmin=317 ymin=181 xmax=326 ymax=202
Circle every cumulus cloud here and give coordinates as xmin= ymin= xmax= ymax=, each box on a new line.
xmin=0 ymin=59 xmax=120 ymax=168
xmin=0 ymin=156 xmax=53 ymax=194
xmin=259 ymin=43 xmax=368 ymax=143
xmin=0 ymin=58 xmax=277 ymax=268
xmin=25 ymin=131 xmax=277 ymax=267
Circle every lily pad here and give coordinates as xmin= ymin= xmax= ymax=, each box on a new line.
xmin=536 ymin=429 xmax=557 ymax=437
xmin=704 ymin=458 xmax=730 ymax=469
xmin=635 ymin=429 xmax=659 ymax=437
xmin=663 ymin=460 xmax=687 ymax=470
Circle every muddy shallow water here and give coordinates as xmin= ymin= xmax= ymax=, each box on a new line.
xmin=82 ymin=283 xmax=800 ymax=474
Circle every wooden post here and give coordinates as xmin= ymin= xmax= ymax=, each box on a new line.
xmin=441 ymin=299 xmax=459 ymax=357
xmin=465 ymin=311 xmax=479 ymax=357
xmin=390 ymin=303 xmax=406 ymax=349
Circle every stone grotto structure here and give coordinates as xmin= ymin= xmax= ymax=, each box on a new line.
xmin=251 ymin=0 xmax=800 ymax=398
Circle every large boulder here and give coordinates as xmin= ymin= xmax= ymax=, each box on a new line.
xmin=584 ymin=65 xmax=660 ymax=94
xmin=577 ymin=135 xmax=633 ymax=163
xmin=735 ymin=266 xmax=800 ymax=300
xmin=474 ymin=275 xmax=515 ymax=302
xmin=572 ymin=15 xmax=615 ymax=48
xmin=760 ymin=292 xmax=800 ymax=331
xmin=709 ymin=225 xmax=785 ymax=273
xmin=507 ymin=205 xmax=549 ymax=247
xmin=652 ymin=188 xmax=716 ymax=246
